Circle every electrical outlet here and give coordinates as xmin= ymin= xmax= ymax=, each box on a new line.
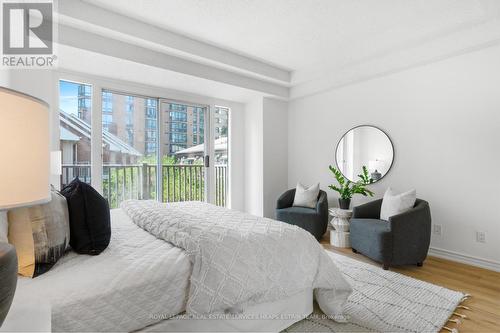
xmin=433 ymin=224 xmax=442 ymax=236
xmin=476 ymin=231 xmax=486 ymax=243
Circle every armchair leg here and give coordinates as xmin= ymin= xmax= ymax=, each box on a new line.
xmin=383 ymin=263 xmax=389 ymax=270
xmin=417 ymin=262 xmax=423 ymax=267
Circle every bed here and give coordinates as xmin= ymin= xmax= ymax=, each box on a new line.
xmin=10 ymin=202 xmax=351 ymax=332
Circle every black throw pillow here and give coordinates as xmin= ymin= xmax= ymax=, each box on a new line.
xmin=60 ymin=178 xmax=111 ymax=255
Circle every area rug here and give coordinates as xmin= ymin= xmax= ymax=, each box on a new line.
xmin=284 ymin=251 xmax=466 ymax=333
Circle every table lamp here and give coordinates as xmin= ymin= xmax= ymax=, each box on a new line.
xmin=0 ymin=87 xmax=50 ymax=326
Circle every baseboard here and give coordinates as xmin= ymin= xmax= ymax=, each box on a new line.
xmin=428 ymin=247 xmax=500 ymax=272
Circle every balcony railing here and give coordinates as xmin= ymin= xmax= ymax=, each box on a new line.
xmin=61 ymin=164 xmax=227 ymax=209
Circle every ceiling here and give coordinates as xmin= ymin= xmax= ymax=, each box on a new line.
xmin=54 ymin=0 xmax=500 ymax=101
xmin=83 ymin=0 xmax=499 ymax=83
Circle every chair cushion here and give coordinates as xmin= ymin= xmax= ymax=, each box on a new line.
xmin=276 ymin=206 xmax=324 ymax=240
xmin=350 ymin=218 xmax=392 ymax=263
xmin=278 ymin=206 xmax=317 ymax=216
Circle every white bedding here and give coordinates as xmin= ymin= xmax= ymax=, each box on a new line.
xmin=121 ymin=200 xmax=352 ymax=320
xmin=13 ymin=209 xmax=192 ymax=332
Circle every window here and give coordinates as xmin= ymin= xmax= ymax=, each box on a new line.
xmin=102 ymin=114 xmax=113 ymax=132
xmin=145 ymin=98 xmax=157 ymax=118
xmin=101 ymin=91 xmax=159 ymax=208
xmin=170 ymin=103 xmax=186 ymax=112
xmin=146 ymin=119 xmax=156 ymax=129
xmin=214 ymin=106 xmax=229 ymax=206
xmin=59 ymin=85 xmax=229 ymax=208
xmin=170 ymin=133 xmax=187 ymax=143
xmin=214 ymin=106 xmax=229 ymax=140
xmin=170 ymin=122 xmax=187 ymax=132
xmin=170 ymin=111 xmax=187 ymax=122
xmin=59 ymin=80 xmax=92 ymax=186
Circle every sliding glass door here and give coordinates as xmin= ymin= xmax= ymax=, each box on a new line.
xmin=58 ymin=80 xmax=230 ymax=208
xmin=100 ymin=90 xmax=159 ymax=208
xmin=214 ymin=106 xmax=229 ymax=207
xmin=160 ymin=100 xmax=207 ymax=203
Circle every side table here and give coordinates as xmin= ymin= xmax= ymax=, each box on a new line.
xmin=329 ymin=208 xmax=353 ymax=248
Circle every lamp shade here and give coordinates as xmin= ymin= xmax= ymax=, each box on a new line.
xmin=0 ymin=87 xmax=50 ymax=209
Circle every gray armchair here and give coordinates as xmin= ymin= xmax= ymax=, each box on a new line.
xmin=275 ymin=189 xmax=328 ymax=241
xmin=350 ymin=198 xmax=431 ymax=270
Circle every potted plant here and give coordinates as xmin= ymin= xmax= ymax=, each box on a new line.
xmin=328 ymin=165 xmax=374 ymax=209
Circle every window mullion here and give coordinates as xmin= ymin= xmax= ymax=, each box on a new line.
xmin=91 ymin=84 xmax=103 ymax=194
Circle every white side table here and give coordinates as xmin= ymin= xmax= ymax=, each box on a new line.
xmin=329 ymin=208 xmax=353 ymax=248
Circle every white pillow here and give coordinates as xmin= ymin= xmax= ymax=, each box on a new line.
xmin=293 ymin=183 xmax=320 ymax=209
xmin=0 ymin=211 xmax=8 ymax=243
xmin=380 ymin=187 xmax=417 ymax=221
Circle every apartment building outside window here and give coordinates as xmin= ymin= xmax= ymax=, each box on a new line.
xmin=102 ymin=91 xmax=113 ymax=132
xmin=77 ymin=84 xmax=91 ymax=123
xmin=144 ymin=98 xmax=158 ymax=155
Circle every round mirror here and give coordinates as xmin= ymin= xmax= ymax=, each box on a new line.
xmin=335 ymin=125 xmax=394 ymax=183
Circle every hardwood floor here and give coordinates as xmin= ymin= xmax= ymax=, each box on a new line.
xmin=320 ymin=238 xmax=500 ymax=332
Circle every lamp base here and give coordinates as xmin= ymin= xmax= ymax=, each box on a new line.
xmin=0 ymin=243 xmax=17 ymax=326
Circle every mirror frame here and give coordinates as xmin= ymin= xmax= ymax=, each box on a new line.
xmin=334 ymin=125 xmax=395 ymax=183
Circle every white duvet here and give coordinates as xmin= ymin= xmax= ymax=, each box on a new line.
xmin=14 ymin=209 xmax=192 ymax=332
xmin=121 ymin=200 xmax=352 ymax=320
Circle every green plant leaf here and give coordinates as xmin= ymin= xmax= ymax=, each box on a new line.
xmin=329 ymin=165 xmax=375 ymax=200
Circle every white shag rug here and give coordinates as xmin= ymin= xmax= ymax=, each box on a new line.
xmin=285 ymin=251 xmax=465 ymax=333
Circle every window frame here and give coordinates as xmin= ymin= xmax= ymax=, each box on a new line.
xmin=57 ymin=72 xmax=231 ymax=207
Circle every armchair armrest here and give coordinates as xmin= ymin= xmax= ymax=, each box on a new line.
xmin=276 ymin=189 xmax=295 ymax=209
xmin=388 ymin=200 xmax=431 ymax=233
xmin=316 ymin=191 xmax=328 ymax=215
xmin=388 ymin=200 xmax=432 ymax=263
xmin=352 ymin=199 xmax=383 ymax=219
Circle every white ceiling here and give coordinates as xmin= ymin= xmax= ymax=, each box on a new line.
xmin=83 ymin=0 xmax=499 ymax=83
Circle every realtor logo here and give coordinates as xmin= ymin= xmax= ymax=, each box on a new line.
xmin=2 ymin=1 xmax=56 ymax=67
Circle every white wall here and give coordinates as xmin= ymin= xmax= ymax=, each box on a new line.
xmin=263 ymin=98 xmax=288 ymax=218
xmin=244 ymin=98 xmax=264 ymax=216
xmin=244 ymin=97 xmax=288 ymax=218
xmin=288 ymin=44 xmax=500 ymax=268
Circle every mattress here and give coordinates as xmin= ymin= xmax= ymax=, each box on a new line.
xmin=12 ymin=209 xmax=192 ymax=332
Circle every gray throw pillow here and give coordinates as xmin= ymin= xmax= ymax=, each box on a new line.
xmin=293 ymin=182 xmax=320 ymax=209
xmin=380 ymin=187 xmax=417 ymax=221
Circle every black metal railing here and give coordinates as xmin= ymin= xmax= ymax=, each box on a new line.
xmin=61 ymin=164 xmax=227 ymax=209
